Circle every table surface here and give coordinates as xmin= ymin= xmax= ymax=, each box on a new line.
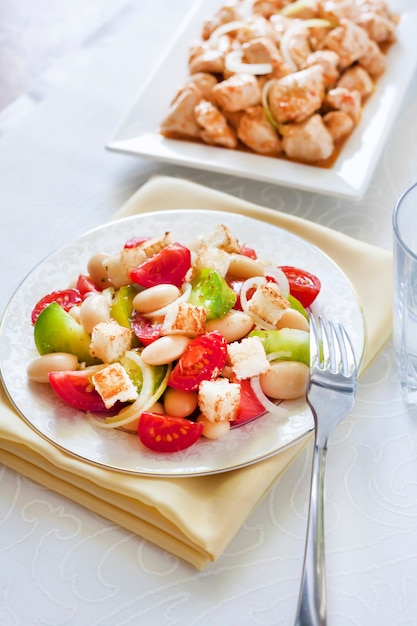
xmin=1 ymin=1 xmax=417 ymax=624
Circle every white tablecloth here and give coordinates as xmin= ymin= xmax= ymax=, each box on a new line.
xmin=1 ymin=1 xmax=417 ymax=624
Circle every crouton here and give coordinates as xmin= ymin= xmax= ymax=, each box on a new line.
xmin=89 ymin=319 xmax=132 ymax=363
xmin=92 ymin=362 xmax=138 ymax=409
xmin=140 ymin=232 xmax=173 ymax=258
xmin=193 ymin=243 xmax=230 ymax=277
xmin=198 ymin=378 xmax=241 ymax=422
xmin=248 ymin=282 xmax=290 ymax=326
xmin=228 ymin=335 xmax=270 ymax=379
xmin=104 ymin=247 xmax=147 ymax=289
xmin=161 ymin=302 xmax=206 ymax=337
xmin=200 ymin=224 xmax=241 ymax=254
xmin=104 ymin=232 xmax=173 ymax=289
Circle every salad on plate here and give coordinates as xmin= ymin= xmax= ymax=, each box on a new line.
xmin=27 ymin=223 xmax=321 ymax=454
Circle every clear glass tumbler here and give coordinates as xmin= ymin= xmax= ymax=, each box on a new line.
xmin=393 ymin=182 xmax=417 ymax=404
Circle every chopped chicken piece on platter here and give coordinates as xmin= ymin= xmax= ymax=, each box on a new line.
xmin=322 ymin=18 xmax=371 ymax=68
xmin=268 ymin=64 xmax=325 ymax=123
xmin=160 ymin=83 xmax=202 ymax=138
xmin=281 ymin=113 xmax=334 ymax=162
xmin=302 ymin=50 xmax=340 ymax=87
xmin=326 ymin=86 xmax=362 ymax=122
xmin=337 ymin=65 xmax=374 ymax=100
xmin=195 ymin=99 xmax=238 ymax=148
xmin=358 ymin=39 xmax=386 ymax=77
xmin=323 ymin=110 xmax=354 ymax=141
xmin=253 ymin=0 xmax=295 ymax=19
xmin=212 ymin=73 xmax=262 ymax=112
xmin=186 ymin=72 xmax=218 ymax=101
xmin=242 ymin=36 xmax=285 ymax=71
xmin=237 ymin=105 xmax=282 ymax=154
xmin=189 ymin=44 xmax=225 ymax=75
xmin=201 ymin=4 xmax=241 ymax=40
xmin=318 ymin=0 xmax=361 ymax=21
xmin=356 ymin=10 xmax=397 ymax=43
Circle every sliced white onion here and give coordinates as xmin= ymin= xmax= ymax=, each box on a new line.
xmin=239 ymin=276 xmax=281 ymax=330
xmin=250 ymin=375 xmax=287 ymax=417
xmin=225 ymin=49 xmax=273 ymax=75
xmin=281 ymin=0 xmax=316 ymax=18
xmin=88 ymin=352 xmax=171 ymax=429
xmin=263 ymin=265 xmax=290 ymax=297
xmin=208 ymin=20 xmax=248 ymax=49
xmin=261 ymin=79 xmax=280 ymax=130
xmin=280 ymin=19 xmax=335 ymax=72
xmin=143 ymin=282 xmax=192 ymax=318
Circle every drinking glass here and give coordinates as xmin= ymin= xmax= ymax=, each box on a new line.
xmin=393 ymin=182 xmax=417 ymax=404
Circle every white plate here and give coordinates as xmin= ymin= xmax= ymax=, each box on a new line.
xmin=0 ymin=210 xmax=365 ymax=476
xmin=107 ymin=0 xmax=417 ymax=200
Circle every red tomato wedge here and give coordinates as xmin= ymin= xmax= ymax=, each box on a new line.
xmin=129 ymin=242 xmax=191 ymax=289
xmin=31 ymin=289 xmax=82 ymax=324
xmin=233 ymin=379 xmax=266 ymax=426
xmin=279 ymin=266 xmax=321 ymax=308
xmin=240 ymin=244 xmax=257 ymax=259
xmin=76 ymin=274 xmax=101 ymax=296
xmin=168 ymin=331 xmax=228 ymax=392
xmin=48 ymin=370 xmax=110 ymax=412
xmin=124 ymin=236 xmax=150 ymax=249
xmin=131 ymin=310 xmax=163 ymax=346
xmin=138 ymin=412 xmax=203 ymax=452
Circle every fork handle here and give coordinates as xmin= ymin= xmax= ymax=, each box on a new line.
xmin=294 ymin=437 xmax=328 ymax=626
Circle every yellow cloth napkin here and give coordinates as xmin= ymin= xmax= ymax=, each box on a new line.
xmin=0 ymin=176 xmax=393 ymax=569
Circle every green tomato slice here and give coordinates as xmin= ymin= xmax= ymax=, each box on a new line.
xmin=188 ymin=268 xmax=237 ymax=320
xmin=34 ymin=302 xmax=99 ymax=366
xmin=110 ymin=285 xmax=137 ymax=328
xmin=249 ymin=328 xmax=310 ymax=365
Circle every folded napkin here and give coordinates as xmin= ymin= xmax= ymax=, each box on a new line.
xmin=0 ymin=176 xmax=393 ymax=569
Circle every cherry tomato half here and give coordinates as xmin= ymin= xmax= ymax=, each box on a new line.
xmin=131 ymin=310 xmax=163 ymax=346
xmin=138 ymin=412 xmax=203 ymax=452
xmin=129 ymin=242 xmax=191 ymax=289
xmin=232 ymin=379 xmax=265 ymax=426
xmin=48 ymin=370 xmax=110 ymax=412
xmin=168 ymin=331 xmax=228 ymax=392
xmin=31 ymin=288 xmax=82 ymax=324
xmin=76 ymin=274 xmax=101 ymax=296
xmin=279 ymin=266 xmax=321 ymax=309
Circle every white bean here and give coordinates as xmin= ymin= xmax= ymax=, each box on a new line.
xmin=276 ymin=309 xmax=310 ymax=331
xmin=27 ymin=352 xmax=79 ymax=383
xmin=141 ymin=335 xmax=190 ymax=365
xmin=87 ymin=252 xmax=111 ymax=288
xmin=197 ymin=416 xmax=231 ymax=439
xmin=79 ymin=293 xmax=111 ymax=334
xmin=206 ymin=310 xmax=254 ymax=342
xmin=259 ymin=361 xmax=309 ymax=400
xmin=163 ymin=388 xmax=198 ymax=418
xmin=228 ymin=254 xmax=264 ymax=279
xmin=133 ymin=284 xmax=180 ymax=313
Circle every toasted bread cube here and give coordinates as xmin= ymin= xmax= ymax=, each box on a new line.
xmin=92 ymin=362 xmax=138 ymax=409
xmin=161 ymin=302 xmax=206 ymax=337
xmin=104 ymin=247 xmax=147 ymax=289
xmin=200 ymin=224 xmax=241 ymax=254
xmin=198 ymin=378 xmax=241 ymax=422
xmin=248 ymin=282 xmax=290 ymax=326
xmin=193 ymin=243 xmax=230 ymax=277
xmin=228 ymin=335 xmax=270 ymax=380
xmin=140 ymin=231 xmax=173 ymax=258
xmin=89 ymin=319 xmax=132 ymax=363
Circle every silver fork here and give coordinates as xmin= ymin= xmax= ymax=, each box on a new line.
xmin=294 ymin=315 xmax=358 ymax=626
